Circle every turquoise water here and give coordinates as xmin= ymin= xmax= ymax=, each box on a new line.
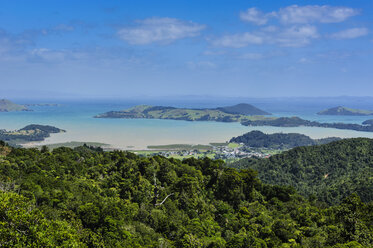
xmin=1 ymin=99 xmax=373 ymax=149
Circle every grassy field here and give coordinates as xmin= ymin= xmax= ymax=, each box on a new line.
xmin=228 ymin=142 xmax=241 ymax=148
xmin=147 ymin=144 xmax=212 ymax=150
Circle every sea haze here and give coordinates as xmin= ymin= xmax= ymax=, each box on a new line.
xmin=1 ymin=97 xmax=373 ymax=149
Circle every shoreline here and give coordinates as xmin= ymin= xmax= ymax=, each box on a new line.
xmin=19 ymin=122 xmax=373 ymax=151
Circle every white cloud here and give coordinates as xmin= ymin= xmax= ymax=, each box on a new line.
xmin=277 ymin=5 xmax=359 ymax=24
xmin=212 ymin=25 xmax=318 ymax=48
xmin=240 ymin=8 xmax=273 ymax=25
xmin=240 ymin=5 xmax=359 ymax=25
xmin=117 ymin=17 xmax=206 ymax=45
xmin=330 ymin=27 xmax=369 ymax=39
xmin=212 ymin=32 xmax=263 ymax=48
xmin=276 ymin=25 xmax=319 ymax=47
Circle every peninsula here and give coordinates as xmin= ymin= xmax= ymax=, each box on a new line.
xmin=241 ymin=116 xmax=373 ymax=132
xmin=0 ymin=99 xmax=30 ymax=112
xmin=317 ymin=106 xmax=373 ymax=116
xmin=230 ymin=130 xmax=340 ymax=149
xmin=0 ymin=124 xmax=65 ymax=146
xmin=95 ymin=103 xmax=271 ymax=122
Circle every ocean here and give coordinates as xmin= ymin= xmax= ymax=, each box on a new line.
xmin=1 ymin=97 xmax=373 ymax=149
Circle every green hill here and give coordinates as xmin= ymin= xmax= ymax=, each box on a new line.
xmin=230 ymin=138 xmax=373 ymax=205
xmin=0 ymin=144 xmax=371 ymax=247
xmin=0 ymin=124 xmax=65 ymax=145
xmin=95 ymin=104 xmax=271 ymax=122
xmin=230 ymin=130 xmax=340 ymax=149
xmin=317 ymin=106 xmax=373 ymax=116
xmin=217 ymin=103 xmax=271 ymax=115
xmin=0 ymin=99 xmax=29 ymax=112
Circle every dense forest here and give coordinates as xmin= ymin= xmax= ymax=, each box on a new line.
xmin=230 ymin=138 xmax=373 ymax=206
xmin=0 ymin=140 xmax=371 ymax=247
xmin=229 ymin=131 xmax=340 ymax=149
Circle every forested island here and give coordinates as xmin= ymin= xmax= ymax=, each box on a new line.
xmin=0 ymin=99 xmax=30 ymax=112
xmin=242 ymin=116 xmax=373 ymax=132
xmin=230 ymin=138 xmax=373 ymax=205
xmin=0 ymin=141 xmax=371 ymax=247
xmin=230 ymin=130 xmax=340 ymax=149
xmin=94 ymin=103 xmax=271 ymax=122
xmin=318 ymin=106 xmax=373 ymax=116
xmin=0 ymin=124 xmax=65 ymax=145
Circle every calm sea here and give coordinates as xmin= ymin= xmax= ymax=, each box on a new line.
xmin=1 ymin=97 xmax=373 ymax=149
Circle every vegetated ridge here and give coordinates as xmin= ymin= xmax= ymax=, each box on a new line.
xmin=230 ymin=130 xmax=340 ymax=149
xmin=0 ymin=142 xmax=371 ymax=247
xmin=318 ymin=106 xmax=373 ymax=116
xmin=230 ymin=138 xmax=373 ymax=206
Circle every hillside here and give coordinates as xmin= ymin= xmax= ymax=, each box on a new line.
xmin=0 ymin=144 xmax=371 ymax=247
xmin=0 ymin=99 xmax=29 ymax=112
xmin=317 ymin=106 xmax=373 ymax=116
xmin=230 ymin=138 xmax=373 ymax=205
xmin=95 ymin=104 xmax=271 ymax=122
xmin=230 ymin=130 xmax=340 ymax=149
xmin=217 ymin=103 xmax=271 ymax=115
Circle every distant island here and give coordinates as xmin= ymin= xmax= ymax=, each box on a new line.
xmin=318 ymin=106 xmax=373 ymax=116
xmin=96 ymin=104 xmax=373 ymax=133
xmin=230 ymin=130 xmax=340 ymax=149
xmin=363 ymin=119 xmax=373 ymax=126
xmin=0 ymin=124 xmax=65 ymax=145
xmin=24 ymin=103 xmax=61 ymax=107
xmin=95 ymin=103 xmax=271 ymax=122
xmin=241 ymin=116 xmax=373 ymax=132
xmin=0 ymin=99 xmax=30 ymax=112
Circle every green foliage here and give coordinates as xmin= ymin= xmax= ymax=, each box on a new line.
xmin=230 ymin=131 xmax=340 ymax=149
xmin=0 ymin=143 xmax=371 ymax=247
xmin=230 ymin=138 xmax=373 ymax=205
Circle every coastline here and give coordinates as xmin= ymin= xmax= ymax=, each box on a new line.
xmin=21 ymin=121 xmax=373 ymax=150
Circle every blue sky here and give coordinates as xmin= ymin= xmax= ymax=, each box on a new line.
xmin=0 ymin=0 xmax=372 ymax=99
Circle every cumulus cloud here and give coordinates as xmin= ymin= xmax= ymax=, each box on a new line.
xmin=117 ymin=17 xmax=206 ymax=45
xmin=277 ymin=5 xmax=359 ymax=24
xmin=212 ymin=32 xmax=263 ymax=48
xmin=240 ymin=5 xmax=359 ymax=25
xmin=212 ymin=25 xmax=318 ymax=48
xmin=240 ymin=8 xmax=273 ymax=25
xmin=330 ymin=27 xmax=369 ymax=39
